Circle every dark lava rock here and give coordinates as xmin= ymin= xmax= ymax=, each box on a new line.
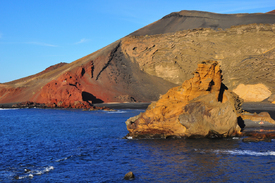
xmin=124 ymin=171 xmax=135 ymax=180
xmin=242 ymin=136 xmax=271 ymax=142
xmin=24 ymin=168 xmax=31 ymax=173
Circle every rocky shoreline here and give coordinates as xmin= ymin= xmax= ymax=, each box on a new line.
xmin=0 ymin=101 xmax=151 ymax=110
xmin=2 ymin=101 xmax=275 ymax=111
xmin=3 ymin=99 xmax=275 ymax=141
xmin=0 ymin=101 xmax=112 ymax=111
xmin=124 ymin=61 xmax=275 ymax=141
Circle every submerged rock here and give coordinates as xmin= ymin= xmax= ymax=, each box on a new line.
xmin=24 ymin=168 xmax=31 ymax=173
xmin=124 ymin=171 xmax=135 ymax=180
xmin=125 ymin=61 xmax=244 ymax=139
xmin=242 ymin=136 xmax=271 ymax=142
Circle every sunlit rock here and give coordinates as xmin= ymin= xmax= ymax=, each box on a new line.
xmin=125 ymin=61 xmax=243 ymax=138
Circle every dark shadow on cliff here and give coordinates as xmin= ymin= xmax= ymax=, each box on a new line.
xmin=237 ymin=116 xmax=245 ymax=132
xmin=82 ymin=91 xmax=103 ymax=104
xmin=218 ymin=83 xmax=228 ymax=102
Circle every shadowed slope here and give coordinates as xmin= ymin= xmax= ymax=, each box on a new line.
xmin=130 ymin=10 xmax=275 ymax=36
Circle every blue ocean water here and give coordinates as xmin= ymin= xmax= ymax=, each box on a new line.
xmin=0 ymin=108 xmax=275 ymax=182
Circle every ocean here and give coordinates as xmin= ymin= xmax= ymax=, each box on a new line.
xmin=0 ymin=108 xmax=275 ymax=182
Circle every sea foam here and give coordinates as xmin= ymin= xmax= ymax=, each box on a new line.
xmin=17 ymin=166 xmax=54 ymax=180
xmin=0 ymin=108 xmax=19 ymax=110
xmin=194 ymin=149 xmax=275 ymax=156
xmin=213 ymin=150 xmax=275 ymax=156
xmin=105 ymin=110 xmax=127 ymax=114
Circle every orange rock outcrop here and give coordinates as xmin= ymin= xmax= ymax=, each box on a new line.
xmin=241 ymin=112 xmax=275 ymax=124
xmin=233 ymin=84 xmax=272 ymax=102
xmin=126 ymin=61 xmax=243 ymax=138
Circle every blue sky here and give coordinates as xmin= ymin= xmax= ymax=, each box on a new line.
xmin=0 ymin=0 xmax=275 ymax=83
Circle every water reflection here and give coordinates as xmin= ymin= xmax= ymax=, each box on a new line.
xmin=126 ymin=139 xmax=240 ymax=182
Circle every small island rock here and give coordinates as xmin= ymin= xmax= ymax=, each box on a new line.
xmin=125 ymin=60 xmax=243 ymax=139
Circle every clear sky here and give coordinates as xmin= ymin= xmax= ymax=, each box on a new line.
xmin=0 ymin=0 xmax=275 ymax=83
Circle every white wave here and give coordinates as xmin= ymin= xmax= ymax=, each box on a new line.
xmin=1 ymin=166 xmax=53 ymax=180
xmin=0 ymin=108 xmax=19 ymax=110
xmin=27 ymin=166 xmax=54 ymax=176
xmin=33 ymin=166 xmax=54 ymax=175
xmin=16 ymin=174 xmax=33 ymax=180
xmin=56 ymin=155 xmax=72 ymax=162
xmin=105 ymin=110 xmax=127 ymax=114
xmin=213 ymin=150 xmax=275 ymax=156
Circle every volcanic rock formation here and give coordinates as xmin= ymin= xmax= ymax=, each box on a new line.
xmin=125 ymin=61 xmax=243 ymax=138
xmin=267 ymin=10 xmax=275 ymax=14
xmin=1 ymin=10 xmax=275 ymax=107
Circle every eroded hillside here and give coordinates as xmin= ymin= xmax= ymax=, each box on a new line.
xmin=122 ymin=23 xmax=275 ymax=101
xmin=1 ymin=10 xmax=275 ymax=106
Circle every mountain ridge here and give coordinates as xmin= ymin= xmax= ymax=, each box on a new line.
xmin=130 ymin=10 xmax=275 ymax=36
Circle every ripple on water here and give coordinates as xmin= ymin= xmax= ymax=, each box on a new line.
xmin=0 ymin=109 xmax=275 ymax=182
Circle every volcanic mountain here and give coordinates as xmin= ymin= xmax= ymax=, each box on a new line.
xmin=1 ymin=10 xmax=275 ymax=107
xmin=267 ymin=10 xmax=275 ymax=14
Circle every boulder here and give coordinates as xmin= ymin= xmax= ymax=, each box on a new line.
xmin=233 ymin=83 xmax=272 ymax=102
xmin=125 ymin=61 xmax=243 ymax=139
xmin=124 ymin=171 xmax=135 ymax=180
xmin=179 ymin=92 xmax=239 ymax=137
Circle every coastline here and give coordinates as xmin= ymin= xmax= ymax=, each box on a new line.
xmin=1 ymin=101 xmax=275 ymax=111
xmin=0 ymin=102 xmax=151 ymax=110
xmin=3 ymin=101 xmax=275 ymax=139
xmin=0 ymin=102 xmax=19 ymax=108
xmin=92 ymin=102 xmax=151 ymax=109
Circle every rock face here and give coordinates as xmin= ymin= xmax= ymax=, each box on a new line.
xmin=125 ymin=61 xmax=243 ymax=138
xmin=123 ymin=24 xmax=275 ymax=93
xmin=233 ymin=84 xmax=272 ymax=102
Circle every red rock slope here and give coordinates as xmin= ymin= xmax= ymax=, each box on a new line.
xmin=0 ymin=41 xmax=175 ymax=107
xmin=267 ymin=10 xmax=275 ymax=14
